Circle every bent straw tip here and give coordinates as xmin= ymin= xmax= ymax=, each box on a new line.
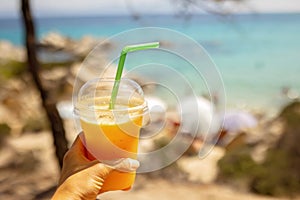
xmin=122 ymin=42 xmax=160 ymax=54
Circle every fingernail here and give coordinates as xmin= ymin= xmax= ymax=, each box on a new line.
xmin=128 ymin=159 xmax=140 ymax=170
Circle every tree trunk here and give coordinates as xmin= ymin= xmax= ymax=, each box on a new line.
xmin=21 ymin=0 xmax=68 ymax=169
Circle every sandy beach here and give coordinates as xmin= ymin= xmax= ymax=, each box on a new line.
xmin=0 ymin=130 xmax=294 ymax=200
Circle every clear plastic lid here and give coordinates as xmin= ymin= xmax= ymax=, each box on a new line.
xmin=74 ymin=78 xmax=148 ymax=124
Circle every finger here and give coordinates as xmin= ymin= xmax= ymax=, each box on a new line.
xmin=70 ymin=133 xmax=85 ymax=151
xmin=78 ymin=133 xmax=96 ymax=160
xmin=88 ymin=161 xmax=113 ymax=179
xmin=67 ymin=133 xmax=91 ymax=162
xmin=102 ymin=158 xmax=140 ymax=172
xmin=116 ymin=158 xmax=140 ymax=172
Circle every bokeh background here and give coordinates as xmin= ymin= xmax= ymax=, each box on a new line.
xmin=0 ymin=0 xmax=300 ymax=199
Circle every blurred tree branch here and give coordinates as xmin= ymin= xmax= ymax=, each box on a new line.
xmin=174 ymin=0 xmax=246 ymax=15
xmin=21 ymin=0 xmax=68 ymax=169
xmin=126 ymin=0 xmax=247 ymax=20
xmin=172 ymin=0 xmax=247 ymax=20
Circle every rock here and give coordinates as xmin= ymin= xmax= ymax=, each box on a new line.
xmin=70 ymin=60 xmax=117 ymax=83
xmin=73 ymin=35 xmax=103 ymax=56
xmin=41 ymin=67 xmax=69 ymax=81
xmin=0 ymin=41 xmax=25 ymax=62
xmin=41 ymin=32 xmax=108 ymax=57
xmin=0 ymin=78 xmax=46 ymax=135
xmin=177 ymin=146 xmax=225 ymax=184
xmin=41 ymin=32 xmax=73 ymax=50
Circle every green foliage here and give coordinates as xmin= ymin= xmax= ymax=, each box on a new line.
xmin=41 ymin=60 xmax=74 ymax=70
xmin=0 ymin=123 xmax=11 ymax=148
xmin=218 ymin=146 xmax=258 ymax=180
xmin=278 ymin=100 xmax=300 ymax=126
xmin=251 ymin=101 xmax=300 ymax=197
xmin=0 ymin=123 xmax=11 ymax=135
xmin=0 ymin=59 xmax=75 ymax=80
xmin=218 ymin=101 xmax=300 ymax=197
xmin=153 ymin=136 xmax=170 ymax=149
xmin=251 ymin=149 xmax=300 ymax=197
xmin=22 ymin=116 xmax=49 ymax=133
xmin=0 ymin=60 xmax=26 ymax=79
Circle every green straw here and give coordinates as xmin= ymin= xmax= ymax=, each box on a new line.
xmin=109 ymin=42 xmax=160 ymax=109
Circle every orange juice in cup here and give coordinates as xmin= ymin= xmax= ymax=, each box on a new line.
xmin=75 ymin=78 xmax=148 ymax=192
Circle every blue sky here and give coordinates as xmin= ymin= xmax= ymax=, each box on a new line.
xmin=1 ymin=0 xmax=300 ymax=18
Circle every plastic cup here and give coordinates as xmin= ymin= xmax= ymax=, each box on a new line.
xmin=74 ymin=78 xmax=148 ymax=192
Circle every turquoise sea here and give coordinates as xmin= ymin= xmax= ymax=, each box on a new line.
xmin=1 ymin=13 xmax=300 ymax=114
